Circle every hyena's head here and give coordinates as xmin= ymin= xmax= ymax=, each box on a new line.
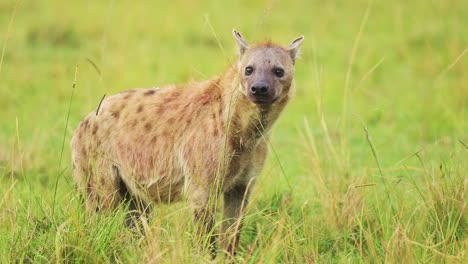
xmin=233 ymin=29 xmax=304 ymax=105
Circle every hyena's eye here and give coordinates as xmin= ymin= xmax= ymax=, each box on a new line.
xmin=274 ymin=68 xmax=284 ymax=78
xmin=245 ymin=66 xmax=254 ymax=76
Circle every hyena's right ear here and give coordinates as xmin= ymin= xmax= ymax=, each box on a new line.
xmin=233 ymin=29 xmax=249 ymax=57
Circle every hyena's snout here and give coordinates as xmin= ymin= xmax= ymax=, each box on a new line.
xmin=250 ymin=81 xmax=270 ymax=96
xmin=249 ymin=80 xmax=276 ymax=105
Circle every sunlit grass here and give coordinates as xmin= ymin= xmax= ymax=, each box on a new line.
xmin=0 ymin=0 xmax=466 ymax=262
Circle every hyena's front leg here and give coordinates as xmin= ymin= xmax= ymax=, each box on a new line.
xmin=221 ymin=141 xmax=266 ymax=256
xmin=189 ymin=184 xmax=219 ymax=257
xmin=221 ymin=182 xmax=253 ymax=256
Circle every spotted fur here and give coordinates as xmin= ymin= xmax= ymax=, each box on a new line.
xmin=71 ymin=29 xmax=303 ymax=256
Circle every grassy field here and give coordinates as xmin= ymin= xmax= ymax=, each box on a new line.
xmin=0 ymin=0 xmax=466 ymax=262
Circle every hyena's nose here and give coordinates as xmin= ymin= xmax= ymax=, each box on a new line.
xmin=251 ymin=82 xmax=269 ymax=96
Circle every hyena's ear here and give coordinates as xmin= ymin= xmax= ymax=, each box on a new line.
xmin=233 ymin=29 xmax=249 ymax=57
xmin=287 ymin=36 xmax=304 ymax=63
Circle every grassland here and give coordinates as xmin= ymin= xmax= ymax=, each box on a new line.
xmin=0 ymin=0 xmax=466 ymax=263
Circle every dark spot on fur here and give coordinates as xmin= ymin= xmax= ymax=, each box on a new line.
xmin=144 ymin=122 xmax=152 ymax=131
xmin=123 ymin=93 xmax=132 ymax=100
xmin=131 ymin=119 xmax=138 ymax=127
xmin=150 ymin=136 xmax=157 ymax=145
xmin=83 ymin=119 xmax=90 ymax=130
xmin=112 ymin=111 xmax=120 ymax=119
xmin=201 ymin=96 xmax=210 ymax=106
xmin=172 ymin=91 xmax=181 ymax=98
xmin=213 ymin=127 xmax=219 ymax=137
xmin=176 ymin=114 xmax=183 ymax=122
xmin=157 ymin=106 xmax=165 ymax=115
xmin=82 ymin=147 xmax=87 ymax=156
xmin=144 ymin=90 xmax=156 ymax=96
xmin=137 ymin=105 xmax=144 ymax=113
xmin=162 ymin=96 xmax=174 ymax=105
xmin=157 ymin=167 xmax=166 ymax=177
xmin=160 ymin=131 xmax=169 ymax=138
xmin=218 ymin=107 xmax=223 ymax=118
xmin=100 ymin=177 xmax=105 ymax=185
xmin=167 ymin=117 xmax=175 ymax=123
xmin=92 ymin=124 xmax=98 ymax=135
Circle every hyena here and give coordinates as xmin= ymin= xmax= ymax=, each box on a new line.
xmin=71 ymin=29 xmax=303 ymax=256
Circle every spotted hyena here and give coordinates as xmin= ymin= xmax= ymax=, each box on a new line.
xmin=71 ymin=29 xmax=303 ymax=256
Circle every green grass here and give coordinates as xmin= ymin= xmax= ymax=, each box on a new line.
xmin=0 ymin=0 xmax=466 ymax=262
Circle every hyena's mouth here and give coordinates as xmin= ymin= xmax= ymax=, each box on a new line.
xmin=247 ymin=93 xmax=278 ymax=105
xmin=251 ymin=97 xmax=274 ymax=105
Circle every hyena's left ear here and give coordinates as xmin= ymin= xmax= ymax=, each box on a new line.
xmin=287 ymin=36 xmax=304 ymax=63
xmin=233 ymin=29 xmax=249 ymax=57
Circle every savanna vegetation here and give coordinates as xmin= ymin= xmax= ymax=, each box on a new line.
xmin=0 ymin=0 xmax=466 ymax=262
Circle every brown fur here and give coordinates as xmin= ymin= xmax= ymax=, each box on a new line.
xmin=71 ymin=30 xmax=303 ymax=256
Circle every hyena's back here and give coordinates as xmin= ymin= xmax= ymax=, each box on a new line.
xmin=71 ymin=81 xmax=225 ymax=209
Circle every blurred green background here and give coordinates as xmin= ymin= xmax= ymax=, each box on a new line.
xmin=0 ymin=0 xmax=466 ymax=262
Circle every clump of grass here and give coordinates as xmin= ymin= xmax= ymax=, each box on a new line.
xmin=1 ymin=0 xmax=467 ymax=263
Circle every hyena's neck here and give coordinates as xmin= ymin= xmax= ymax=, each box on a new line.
xmin=219 ymin=66 xmax=290 ymax=144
